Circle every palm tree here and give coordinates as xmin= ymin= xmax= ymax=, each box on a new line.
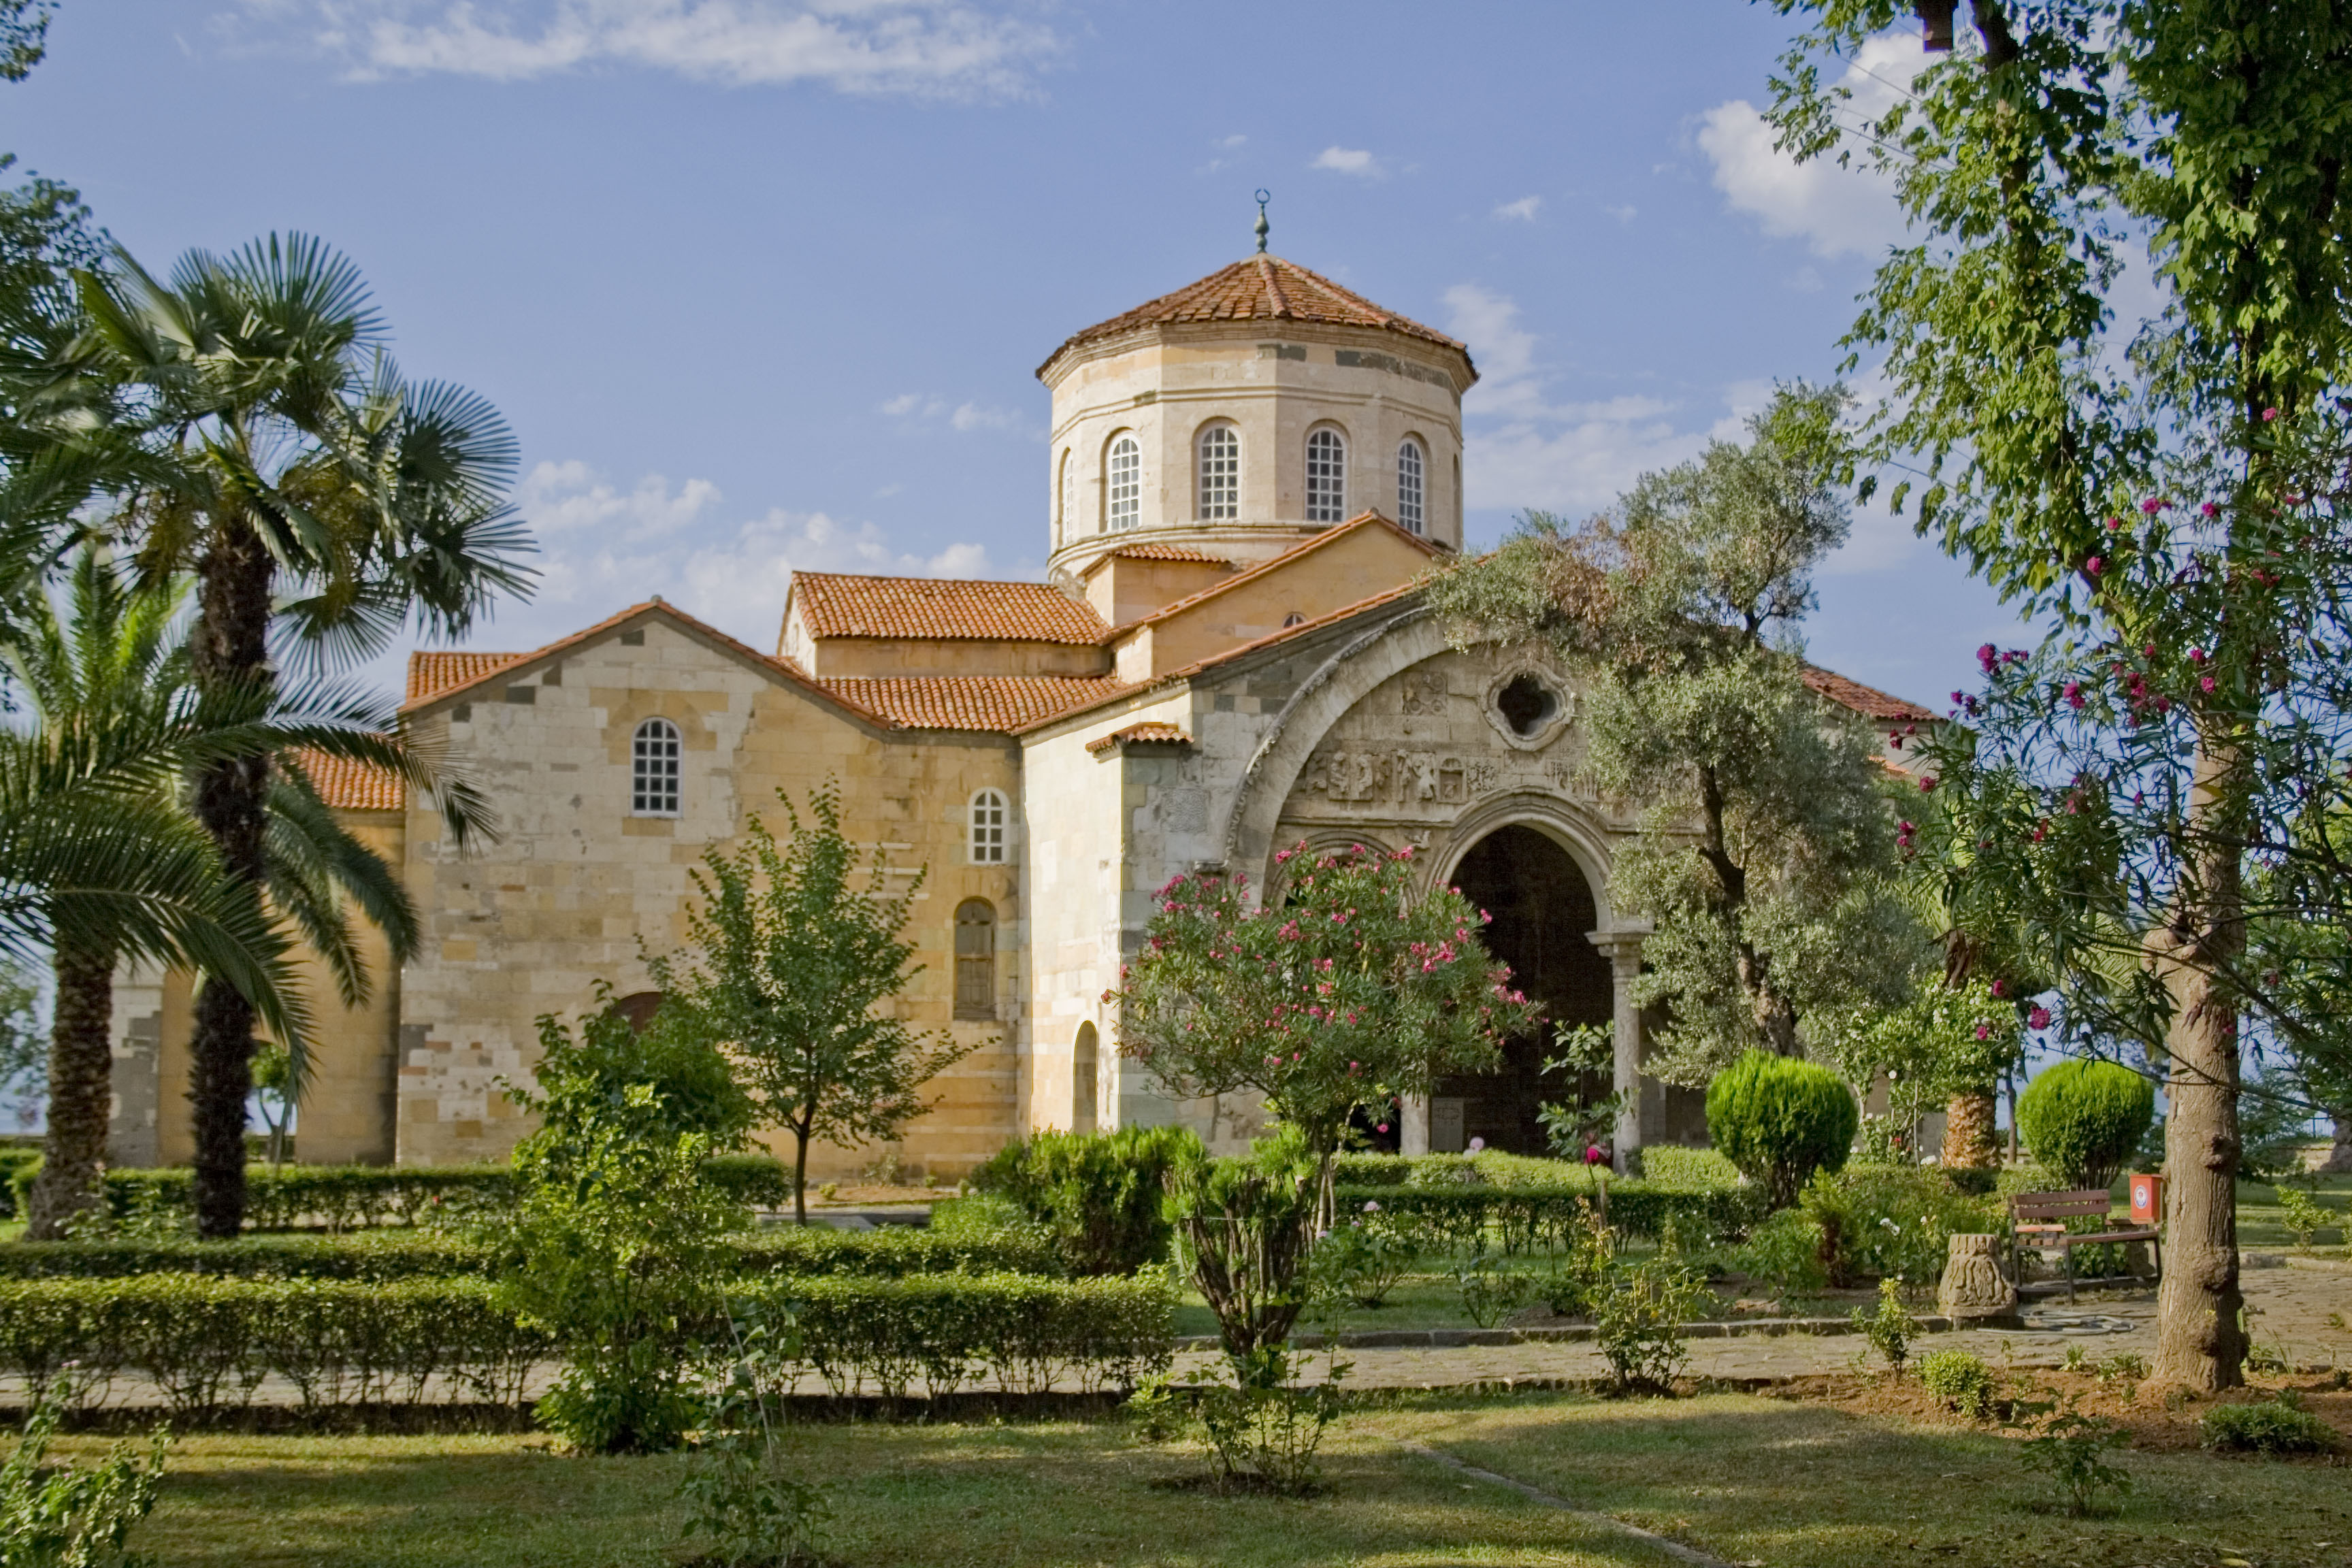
xmin=4 ymin=549 xmax=452 ymax=1235
xmin=74 ymin=233 xmax=532 ymax=1235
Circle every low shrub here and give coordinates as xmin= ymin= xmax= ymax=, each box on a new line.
xmin=1594 ymin=1244 xmax=1710 ymax=1394
xmin=1800 ymin=1164 xmax=2003 ymax=1287
xmin=1168 ymin=1133 xmax=1321 ymax=1360
xmin=1634 ymin=1146 xmax=1742 ymax=1191
xmin=968 ymin=1124 xmax=1203 ymax=1275
xmin=1918 ymin=1349 xmax=1997 ymax=1417
xmin=1328 ymin=1181 xmax=1761 ymax=1255
xmin=2016 ymin=1061 xmax=2154 ymax=1192
xmin=1450 ymin=1247 xmax=1535 ymax=1328
xmin=1705 ymin=1051 xmax=1859 ymax=1210
xmin=2201 ymin=1394 xmax=2340 ymax=1456
xmin=1852 ymin=1278 xmax=1918 ymax=1373
xmin=1733 ymin=1206 xmax=1829 ymax=1291
xmin=1311 ymin=1203 xmax=1419 ymax=1308
xmin=1330 ymin=1153 xmax=1414 ymax=1188
xmin=2 ymin=1368 xmax=169 ymax=1568
xmin=0 ymin=1145 xmax=38 ymax=1219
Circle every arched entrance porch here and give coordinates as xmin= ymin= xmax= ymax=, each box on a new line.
xmin=1437 ymin=823 xmax=1615 ymax=1154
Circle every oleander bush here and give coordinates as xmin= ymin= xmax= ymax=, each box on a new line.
xmin=1705 ymin=1051 xmax=1859 ymax=1210
xmin=0 ymin=1270 xmax=1174 ymax=1418
xmin=2016 ymin=1061 xmax=2155 ymax=1192
xmin=968 ymin=1124 xmax=1203 ymax=1275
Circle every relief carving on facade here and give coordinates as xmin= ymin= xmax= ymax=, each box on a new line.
xmin=1397 ymin=669 xmax=1449 ymax=715
xmin=1297 ymin=746 xmax=1503 ymax=810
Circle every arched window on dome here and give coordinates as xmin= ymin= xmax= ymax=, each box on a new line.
xmin=969 ymin=787 xmax=1008 ymax=864
xmin=1056 ymin=448 xmax=1074 ymax=544
xmin=1196 ymin=424 xmax=1239 ymax=521
xmin=630 ymin=717 xmax=681 ymax=817
xmin=1396 ymin=437 xmax=1426 ymax=535
xmin=1305 ymin=428 xmax=1346 ymax=524
xmin=1105 ymin=435 xmax=1141 ymax=532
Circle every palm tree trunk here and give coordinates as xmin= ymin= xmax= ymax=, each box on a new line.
xmin=188 ymin=517 xmax=275 ymax=1240
xmin=2151 ymin=732 xmax=2249 ymax=1392
xmin=1942 ymin=1087 xmax=1999 ymax=1169
xmin=24 ymin=943 xmax=116 ymax=1239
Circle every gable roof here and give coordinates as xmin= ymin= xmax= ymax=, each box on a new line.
xmin=787 ymin=572 xmax=1107 ymax=645
xmin=1041 ymin=255 xmax=1471 ymax=378
xmin=1801 ymin=666 xmax=1940 ymax=723
xmin=1111 ymin=510 xmax=1441 ymax=635
xmin=815 ymin=675 xmax=1125 ymax=732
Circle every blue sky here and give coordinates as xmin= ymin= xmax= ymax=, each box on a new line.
xmin=3 ymin=0 xmax=2029 ymax=708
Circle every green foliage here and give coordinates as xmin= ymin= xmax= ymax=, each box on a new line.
xmin=1732 ymin=1205 xmax=1828 ymax=1292
xmin=679 ymin=1307 xmax=829 ymax=1568
xmin=1166 ymin=1134 xmax=1321 ymax=1361
xmin=1816 ymin=978 xmax=2025 ymax=1128
xmin=0 ymin=953 xmax=41 ymax=1125
xmin=1311 ymin=1200 xmax=1419 ymax=1309
xmin=515 ymin=985 xmax=753 ymax=1152
xmin=1109 ymin=843 xmax=1536 ymax=1167
xmin=1593 ymin=1241 xmax=1710 ymax=1395
xmin=1632 ymin=1146 xmax=1743 ymax=1192
xmin=968 ymin=1124 xmax=1203 ymax=1275
xmin=2200 ymin=1393 xmax=2340 ymax=1456
xmin=649 ymin=781 xmax=969 ymax=1224
xmin=1799 ymin=1164 xmax=2004 ymax=1288
xmin=1918 ymin=1350 xmax=1997 ymax=1419
xmin=1534 ymin=1200 xmax=1614 ymax=1318
xmin=1704 ymin=1051 xmax=1858 ymax=1209
xmin=2016 ymin=1061 xmax=2155 ymax=1191
xmin=1450 ymin=1245 xmax=1535 ymax=1329
xmin=2010 ymin=1390 xmax=2134 ymax=1517
xmin=1852 ymin=1279 xmax=1918 ymax=1374
xmin=2272 ymin=1186 xmax=2337 ymax=1252
xmin=0 ymin=1369 xmax=167 ymax=1568
xmin=1329 ymin=1181 xmax=1761 ymax=1256
xmin=1191 ymin=1346 xmax=1348 ymax=1496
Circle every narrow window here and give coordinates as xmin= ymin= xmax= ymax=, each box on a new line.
xmin=1056 ymin=448 xmax=1074 ymax=544
xmin=1073 ymin=1021 xmax=1100 ymax=1134
xmin=631 ymin=718 xmax=681 ymax=816
xmin=970 ymin=787 xmax=1008 ymax=864
xmin=1397 ymin=438 xmax=1426 ymax=534
xmin=955 ymin=899 xmax=996 ymax=1019
xmin=1196 ymin=425 xmax=1239 ymax=520
xmin=1305 ymin=428 xmax=1346 ymax=523
xmin=1106 ymin=435 xmax=1141 ymax=532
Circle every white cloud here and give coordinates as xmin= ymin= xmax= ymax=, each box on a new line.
xmin=879 ymin=392 xmax=924 ymax=416
xmin=1219 ymin=133 xmax=1246 ymax=149
xmin=1695 ymin=33 xmax=1918 ymax=258
xmin=266 ymin=0 xmax=1058 ymax=96
xmin=1492 ymin=195 xmax=1541 ymax=222
xmin=881 ymin=391 xmax=1031 ymax=436
xmin=1312 ymin=145 xmax=1381 ymax=179
xmin=514 ymin=459 xmax=720 ymax=539
xmin=949 ymin=401 xmax=1021 ymax=433
xmin=1603 ymin=203 xmax=1636 ymax=225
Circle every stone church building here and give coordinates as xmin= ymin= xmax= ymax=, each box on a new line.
xmin=105 ymin=249 xmax=1933 ymax=1181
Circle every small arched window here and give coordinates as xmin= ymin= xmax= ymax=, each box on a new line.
xmin=1305 ymin=428 xmax=1346 ymax=523
xmin=631 ymin=717 xmax=681 ymax=816
xmin=1073 ymin=1021 xmax=1100 ymax=1134
xmin=970 ymin=788 xmax=1008 ymax=864
xmin=1106 ymin=435 xmax=1141 ymax=532
xmin=1056 ymin=448 xmax=1074 ymax=544
xmin=1396 ymin=438 xmax=1426 ymax=535
xmin=1196 ymin=425 xmax=1239 ymax=520
xmin=955 ymin=899 xmax=997 ymax=1019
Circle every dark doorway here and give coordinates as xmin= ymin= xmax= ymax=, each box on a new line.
xmin=1441 ymin=825 xmax=1614 ymax=1154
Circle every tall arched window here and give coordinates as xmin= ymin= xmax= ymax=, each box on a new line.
xmin=1073 ymin=1022 xmax=1099 ymax=1134
xmin=1305 ymin=428 xmax=1346 ymax=523
xmin=631 ymin=717 xmax=681 ymax=816
xmin=1396 ymin=438 xmax=1426 ymax=535
xmin=1196 ymin=425 xmax=1239 ymax=520
xmin=969 ymin=788 xmax=1007 ymax=864
xmin=955 ymin=899 xmax=996 ymax=1018
xmin=1105 ymin=435 xmax=1141 ymax=532
xmin=1056 ymin=448 xmax=1074 ymax=544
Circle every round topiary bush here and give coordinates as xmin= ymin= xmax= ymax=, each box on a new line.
xmin=1704 ymin=1051 xmax=1859 ymax=1209
xmin=2016 ymin=1060 xmax=2154 ymax=1192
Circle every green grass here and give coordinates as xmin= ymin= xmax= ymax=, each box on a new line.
xmin=47 ymin=1389 xmax=2352 ymax=1568
xmin=2234 ymin=1175 xmax=2351 ymax=1252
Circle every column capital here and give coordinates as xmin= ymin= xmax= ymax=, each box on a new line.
xmin=1584 ymin=921 xmax=1652 ymax=969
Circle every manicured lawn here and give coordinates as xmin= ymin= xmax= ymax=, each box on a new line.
xmin=56 ymin=1385 xmax=2352 ymax=1568
xmin=2235 ymin=1175 xmax=2351 ymax=1252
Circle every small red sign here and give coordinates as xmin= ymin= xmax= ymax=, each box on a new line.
xmin=2129 ymin=1172 xmax=2163 ymax=1226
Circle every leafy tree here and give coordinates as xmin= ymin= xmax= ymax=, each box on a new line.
xmin=1816 ymin=975 xmax=2025 ymax=1169
xmin=1762 ymin=0 xmax=2351 ymax=1389
xmin=648 ymin=782 xmax=969 ymax=1226
xmin=1425 ymin=385 xmax=1921 ymax=1081
xmin=0 ymin=952 xmax=37 ymax=1130
xmin=64 ymin=235 xmax=531 ymax=1236
xmin=1107 ymin=841 xmax=1537 ymax=1209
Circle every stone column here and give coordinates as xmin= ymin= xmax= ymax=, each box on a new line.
xmin=1399 ymin=1094 xmax=1431 ymax=1157
xmin=1585 ymin=925 xmax=1651 ymax=1177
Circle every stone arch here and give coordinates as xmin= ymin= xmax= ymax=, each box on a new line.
xmin=1220 ymin=606 xmax=1453 ymax=890
xmin=1424 ymin=790 xmax=1619 ymax=932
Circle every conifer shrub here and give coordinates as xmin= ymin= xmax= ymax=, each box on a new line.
xmin=1703 ymin=1051 xmax=1859 ymax=1209
xmin=968 ymin=1124 xmax=1203 ymax=1275
xmin=2015 ymin=1061 xmax=2154 ymax=1192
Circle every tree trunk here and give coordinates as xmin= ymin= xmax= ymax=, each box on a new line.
xmin=2151 ymin=734 xmax=2249 ymax=1393
xmin=1942 ymin=1087 xmax=2000 ymax=1169
xmin=792 ymin=1121 xmax=811 ymax=1226
xmin=2316 ymin=1111 xmax=2352 ymax=1177
xmin=24 ymin=943 xmax=117 ymax=1239
xmin=188 ymin=517 xmax=276 ymax=1241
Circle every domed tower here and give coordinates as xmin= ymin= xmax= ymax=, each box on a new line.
xmin=1037 ymin=239 xmax=1476 ymax=595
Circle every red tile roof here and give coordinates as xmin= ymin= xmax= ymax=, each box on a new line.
xmin=789 ymin=573 xmax=1107 ymax=644
xmin=1041 ymin=255 xmax=1470 ymax=375
xmin=1085 ymin=543 xmax=1233 ymax=570
xmin=1110 ymin=511 xmax=1439 ymax=634
xmin=1801 ymin=666 xmax=1939 ymax=723
xmin=1085 ymin=722 xmax=1192 ymax=755
xmin=408 ymin=651 xmax=522 ymax=705
xmin=289 ymin=747 xmax=404 ymax=812
xmin=817 ymin=676 xmax=1125 ymax=732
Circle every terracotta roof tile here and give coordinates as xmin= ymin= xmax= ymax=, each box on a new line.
xmin=1085 ymin=722 xmax=1192 ymax=755
xmin=1801 ymin=666 xmax=1940 ymax=723
xmin=1087 ymin=543 xmax=1233 ymax=568
xmin=817 ymin=676 xmax=1126 ymax=732
xmin=1111 ymin=511 xmax=1438 ymax=634
xmin=407 ymin=651 xmax=521 ymax=704
xmin=1042 ymin=255 xmax=1469 ymax=374
xmin=289 ymin=747 xmax=403 ymax=812
xmin=790 ymin=574 xmax=1107 ymax=644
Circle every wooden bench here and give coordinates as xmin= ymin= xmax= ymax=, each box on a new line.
xmin=2009 ymin=1188 xmax=2160 ymax=1302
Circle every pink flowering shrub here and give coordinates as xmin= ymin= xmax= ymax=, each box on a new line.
xmin=1105 ymin=843 xmax=1539 ymax=1169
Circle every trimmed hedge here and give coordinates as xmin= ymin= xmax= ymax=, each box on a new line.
xmin=0 ymin=1224 xmax=1062 ymax=1282
xmin=5 ymin=1154 xmax=798 ymax=1232
xmin=2018 ymin=1061 xmax=2154 ymax=1191
xmin=1337 ymin=1181 xmax=1763 ymax=1253
xmin=0 ymin=1270 xmax=1173 ymax=1416
xmin=1330 ymin=1147 xmax=1743 ymax=1194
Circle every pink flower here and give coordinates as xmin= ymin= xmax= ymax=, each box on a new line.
xmin=1974 ymin=1023 xmax=1990 ymax=1041
xmin=2105 ymin=517 xmax=2123 ymax=532
xmin=2063 ymin=681 xmax=2085 ymax=709
xmin=2201 ymin=502 xmax=2220 ymax=519
xmin=2027 ymin=1004 xmax=2052 ymax=1029
xmin=1467 ymin=1137 xmax=1486 ymax=1153
xmin=2263 ymin=406 xmax=2280 ymax=421
xmin=2141 ymin=497 xmax=2164 ymax=514
xmin=2085 ymin=557 xmax=2104 ymax=576
xmin=2200 ymin=676 xmax=2216 ymax=693
xmin=1363 ymin=1199 xmax=1381 ymax=1213
xmin=1920 ymin=776 xmax=1938 ymax=792
xmin=1976 ymin=642 xmax=1998 ymax=673
xmin=1375 ymin=1124 xmax=1389 ymax=1134
xmin=1584 ymin=1145 xmax=1606 ymax=1165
